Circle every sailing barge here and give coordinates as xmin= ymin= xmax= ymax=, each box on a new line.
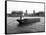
xmin=17 ymin=16 xmax=40 ymax=26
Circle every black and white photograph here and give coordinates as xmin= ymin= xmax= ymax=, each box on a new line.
xmin=6 ymin=0 xmax=45 ymax=34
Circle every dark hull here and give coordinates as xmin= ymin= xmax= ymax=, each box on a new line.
xmin=17 ymin=18 xmax=40 ymax=26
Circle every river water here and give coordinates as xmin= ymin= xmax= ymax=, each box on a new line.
xmin=7 ymin=17 xmax=45 ymax=34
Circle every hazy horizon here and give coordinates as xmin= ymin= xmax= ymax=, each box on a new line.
xmin=7 ymin=1 xmax=44 ymax=14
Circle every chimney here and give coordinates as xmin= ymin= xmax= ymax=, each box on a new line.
xmin=33 ymin=10 xmax=35 ymax=16
xmin=26 ymin=10 xmax=27 ymax=15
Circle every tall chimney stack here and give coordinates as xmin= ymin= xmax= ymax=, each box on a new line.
xmin=26 ymin=10 xmax=27 ymax=15
xmin=33 ymin=10 xmax=35 ymax=16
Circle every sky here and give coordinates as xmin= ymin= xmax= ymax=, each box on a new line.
xmin=7 ymin=1 xmax=44 ymax=14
